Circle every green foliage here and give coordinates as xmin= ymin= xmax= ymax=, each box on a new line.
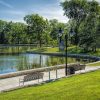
xmin=78 ymin=0 xmax=100 ymax=52
xmin=24 ymin=14 xmax=49 ymax=47
xmin=0 ymin=70 xmax=100 ymax=100
xmin=30 ymin=47 xmax=59 ymax=53
xmin=61 ymin=0 xmax=88 ymax=21
xmin=61 ymin=0 xmax=100 ymax=52
xmin=0 ymin=21 xmax=27 ymax=44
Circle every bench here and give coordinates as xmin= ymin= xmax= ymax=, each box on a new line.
xmin=67 ymin=64 xmax=86 ymax=75
xmin=19 ymin=72 xmax=44 ymax=86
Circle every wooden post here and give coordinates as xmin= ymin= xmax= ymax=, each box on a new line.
xmin=56 ymin=68 xmax=58 ymax=79
xmin=49 ymin=70 xmax=50 ymax=80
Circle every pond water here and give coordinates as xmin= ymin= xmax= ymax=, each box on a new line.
xmin=0 ymin=46 xmax=94 ymax=74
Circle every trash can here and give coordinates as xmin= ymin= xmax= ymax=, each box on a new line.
xmin=67 ymin=67 xmax=75 ymax=75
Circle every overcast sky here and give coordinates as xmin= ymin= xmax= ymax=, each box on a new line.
xmin=0 ymin=0 xmax=99 ymax=23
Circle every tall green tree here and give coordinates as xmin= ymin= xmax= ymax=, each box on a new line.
xmin=61 ymin=0 xmax=100 ymax=52
xmin=24 ymin=14 xmax=47 ymax=47
xmin=61 ymin=0 xmax=88 ymax=45
xmin=78 ymin=0 xmax=100 ymax=52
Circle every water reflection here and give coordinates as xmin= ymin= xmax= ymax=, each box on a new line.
xmin=0 ymin=46 xmax=33 ymax=54
xmin=0 ymin=46 xmax=95 ymax=74
xmin=0 ymin=53 xmax=94 ymax=74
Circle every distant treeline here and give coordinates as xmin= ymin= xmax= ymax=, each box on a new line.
xmin=0 ymin=17 xmax=66 ymax=47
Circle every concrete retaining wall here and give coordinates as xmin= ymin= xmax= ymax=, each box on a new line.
xmin=0 ymin=64 xmax=85 ymax=79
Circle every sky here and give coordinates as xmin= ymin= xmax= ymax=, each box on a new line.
xmin=0 ymin=0 xmax=99 ymax=23
xmin=0 ymin=0 xmax=68 ymax=23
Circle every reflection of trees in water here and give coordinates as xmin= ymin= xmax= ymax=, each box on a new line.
xmin=45 ymin=56 xmax=65 ymax=66
xmin=31 ymin=55 xmax=43 ymax=68
xmin=0 ymin=51 xmax=95 ymax=74
xmin=16 ymin=55 xmax=44 ymax=71
xmin=46 ymin=57 xmax=50 ymax=66
xmin=15 ymin=55 xmax=96 ymax=71
xmin=45 ymin=57 xmax=87 ymax=66
xmin=40 ymin=55 xmax=42 ymax=67
xmin=67 ymin=57 xmax=76 ymax=63
xmin=50 ymin=57 xmax=58 ymax=65
xmin=16 ymin=55 xmax=29 ymax=71
xmin=59 ymin=57 xmax=65 ymax=64
xmin=0 ymin=46 xmax=35 ymax=53
xmin=31 ymin=63 xmax=41 ymax=69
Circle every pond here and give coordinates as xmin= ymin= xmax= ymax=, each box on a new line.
xmin=0 ymin=46 xmax=95 ymax=74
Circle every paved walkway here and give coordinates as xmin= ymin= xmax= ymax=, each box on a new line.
xmin=0 ymin=66 xmax=100 ymax=92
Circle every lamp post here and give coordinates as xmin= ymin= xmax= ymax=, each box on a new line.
xmin=58 ymin=27 xmax=68 ymax=76
xmin=65 ymin=34 xmax=68 ymax=76
xmin=65 ymin=28 xmax=76 ymax=76
xmin=59 ymin=27 xmax=76 ymax=76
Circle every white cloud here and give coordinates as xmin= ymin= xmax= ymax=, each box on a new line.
xmin=59 ymin=0 xmax=65 ymax=2
xmin=30 ymin=5 xmax=69 ymax=23
xmin=3 ymin=10 xmax=26 ymax=15
xmin=0 ymin=0 xmax=13 ymax=8
xmin=40 ymin=10 xmax=68 ymax=23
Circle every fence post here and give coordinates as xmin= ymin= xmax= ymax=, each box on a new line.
xmin=38 ymin=72 xmax=39 ymax=83
xmin=56 ymin=67 xmax=58 ymax=79
xmin=49 ymin=70 xmax=50 ymax=81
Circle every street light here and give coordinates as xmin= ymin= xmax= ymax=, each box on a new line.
xmin=58 ymin=27 xmax=68 ymax=76
xmin=65 ymin=33 xmax=68 ymax=76
xmin=58 ymin=27 xmax=76 ymax=76
xmin=65 ymin=28 xmax=76 ymax=76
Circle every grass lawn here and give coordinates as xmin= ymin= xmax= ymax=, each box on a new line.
xmin=29 ymin=46 xmax=100 ymax=56
xmin=29 ymin=46 xmax=81 ymax=53
xmin=87 ymin=61 xmax=100 ymax=67
xmin=29 ymin=47 xmax=60 ymax=53
xmin=0 ymin=70 xmax=100 ymax=100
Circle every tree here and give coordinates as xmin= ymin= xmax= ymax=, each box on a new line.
xmin=0 ymin=21 xmax=12 ymax=44
xmin=61 ymin=0 xmax=88 ymax=45
xmin=24 ymin=14 xmax=47 ymax=47
xmin=49 ymin=19 xmax=67 ymax=47
xmin=78 ymin=0 xmax=100 ymax=52
xmin=6 ymin=22 xmax=27 ymax=44
xmin=61 ymin=0 xmax=100 ymax=52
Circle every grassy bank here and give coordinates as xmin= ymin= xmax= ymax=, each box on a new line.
xmin=87 ymin=61 xmax=100 ymax=66
xmin=28 ymin=46 xmax=78 ymax=53
xmin=0 ymin=70 xmax=100 ymax=100
xmin=29 ymin=47 xmax=59 ymax=53
xmin=29 ymin=46 xmax=100 ymax=56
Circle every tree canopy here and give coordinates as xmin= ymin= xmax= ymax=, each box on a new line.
xmin=61 ymin=0 xmax=100 ymax=52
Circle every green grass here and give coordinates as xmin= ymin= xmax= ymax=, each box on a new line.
xmin=29 ymin=46 xmax=100 ymax=56
xmin=0 ymin=70 xmax=100 ymax=100
xmin=87 ymin=61 xmax=100 ymax=66
xmin=29 ymin=47 xmax=59 ymax=53
xmin=88 ymin=48 xmax=100 ymax=57
xmin=29 ymin=46 xmax=80 ymax=53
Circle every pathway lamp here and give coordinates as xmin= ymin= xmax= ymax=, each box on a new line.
xmin=58 ymin=27 xmax=68 ymax=76
xmin=58 ymin=27 xmax=76 ymax=76
xmin=65 ymin=28 xmax=76 ymax=76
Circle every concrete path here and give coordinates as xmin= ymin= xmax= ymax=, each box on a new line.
xmin=0 ymin=66 xmax=100 ymax=92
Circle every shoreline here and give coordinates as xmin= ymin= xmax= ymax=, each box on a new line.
xmin=26 ymin=51 xmax=100 ymax=61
